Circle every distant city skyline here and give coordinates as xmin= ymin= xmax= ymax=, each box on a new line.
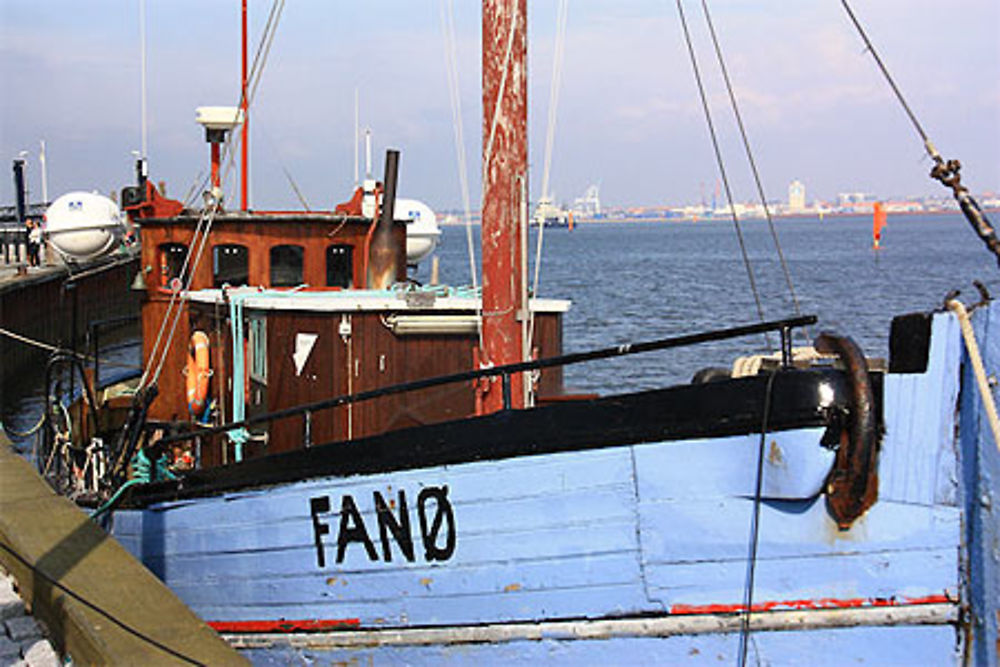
xmin=1 ymin=1 xmax=997 ymax=212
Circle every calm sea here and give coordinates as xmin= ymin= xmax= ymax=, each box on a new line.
xmin=3 ymin=212 xmax=998 ymax=445
xmin=423 ymin=212 xmax=1000 ymax=392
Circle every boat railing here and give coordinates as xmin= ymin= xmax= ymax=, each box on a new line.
xmin=151 ymin=314 xmax=817 ymax=451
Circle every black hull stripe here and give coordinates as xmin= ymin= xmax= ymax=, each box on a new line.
xmin=125 ymin=369 xmax=870 ymax=507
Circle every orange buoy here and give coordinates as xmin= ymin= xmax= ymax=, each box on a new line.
xmin=872 ymin=201 xmax=887 ymax=250
xmin=186 ymin=330 xmax=212 ymax=418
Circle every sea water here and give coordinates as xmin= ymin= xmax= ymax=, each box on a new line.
xmin=3 ymin=212 xmax=998 ymax=448
xmin=425 ymin=212 xmax=1000 ymax=392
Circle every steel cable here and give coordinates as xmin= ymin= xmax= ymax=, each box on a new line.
xmin=675 ymin=0 xmax=770 ymax=347
xmin=699 ymin=0 xmax=808 ymax=343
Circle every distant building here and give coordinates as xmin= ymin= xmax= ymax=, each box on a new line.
xmin=788 ymin=180 xmax=806 ymax=212
xmin=837 ymin=192 xmax=873 ymax=207
xmin=571 ymin=184 xmax=601 ymax=218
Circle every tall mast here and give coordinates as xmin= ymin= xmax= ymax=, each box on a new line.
xmin=139 ymin=0 xmax=148 ymax=161
xmin=481 ymin=0 xmax=528 ymax=412
xmin=240 ymin=0 xmax=249 ymax=211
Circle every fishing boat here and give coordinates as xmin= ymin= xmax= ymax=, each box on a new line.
xmin=32 ymin=1 xmax=999 ymax=664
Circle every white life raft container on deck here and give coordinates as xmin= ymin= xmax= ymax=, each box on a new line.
xmin=396 ymin=198 xmax=441 ymax=266
xmin=45 ymin=191 xmax=128 ymax=261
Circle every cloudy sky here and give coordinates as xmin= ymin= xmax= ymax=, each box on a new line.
xmin=1 ymin=1 xmax=997 ymax=212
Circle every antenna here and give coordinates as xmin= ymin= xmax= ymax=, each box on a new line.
xmin=39 ymin=140 xmax=48 ymax=205
xmin=354 ymin=88 xmax=360 ymax=186
xmin=364 ymin=128 xmax=372 ymax=180
xmin=139 ymin=0 xmax=148 ymax=159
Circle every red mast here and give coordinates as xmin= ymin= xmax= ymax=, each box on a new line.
xmin=240 ymin=0 xmax=249 ymax=211
xmin=481 ymin=0 xmax=528 ymax=412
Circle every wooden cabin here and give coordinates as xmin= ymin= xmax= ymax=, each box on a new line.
xmin=137 ymin=211 xmax=567 ymax=467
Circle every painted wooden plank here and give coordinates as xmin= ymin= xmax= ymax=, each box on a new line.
xmin=120 ymin=444 xmax=635 ymax=525
xmin=638 ymin=497 xmax=960 ymax=562
xmin=135 ymin=516 xmax=637 ymax=585
xmin=225 ymin=604 xmax=958 ymax=647
xmin=644 ymin=549 xmax=957 ymax=610
xmin=633 ymin=427 xmax=832 ymax=500
xmin=116 ymin=425 xmax=833 ymax=563
xmin=115 ymin=480 xmax=635 ymax=558
xmin=194 ymin=580 xmax=652 ymax=627
xmin=960 ymin=301 xmax=1000 ymax=666
xmin=881 ymin=311 xmax=961 ymax=506
xmin=165 ymin=550 xmax=643 ymax=608
xmin=236 ymin=625 xmax=961 ymax=665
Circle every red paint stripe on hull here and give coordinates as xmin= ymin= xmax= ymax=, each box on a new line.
xmin=668 ymin=594 xmax=951 ymax=615
xmin=209 ymin=595 xmax=952 ymax=634
xmin=208 ymin=618 xmax=360 ymax=633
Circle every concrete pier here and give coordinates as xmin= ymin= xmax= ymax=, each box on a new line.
xmin=0 ymin=437 xmax=246 ymax=665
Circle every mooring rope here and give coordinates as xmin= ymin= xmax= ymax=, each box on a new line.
xmin=0 ymin=327 xmax=140 ymax=370
xmin=947 ymin=298 xmax=1000 ymax=453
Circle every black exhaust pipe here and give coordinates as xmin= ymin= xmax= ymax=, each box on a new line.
xmin=12 ymin=158 xmax=27 ymax=224
xmin=367 ymin=149 xmax=400 ymax=290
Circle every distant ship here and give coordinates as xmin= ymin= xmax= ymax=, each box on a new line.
xmin=531 ymin=197 xmax=571 ymax=228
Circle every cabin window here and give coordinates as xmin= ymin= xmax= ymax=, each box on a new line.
xmin=249 ymin=315 xmax=267 ymax=384
xmin=158 ymin=242 xmax=188 ymax=289
xmin=326 ymin=244 xmax=353 ymax=288
xmin=213 ymin=244 xmax=248 ymax=287
xmin=270 ymin=244 xmax=304 ymax=287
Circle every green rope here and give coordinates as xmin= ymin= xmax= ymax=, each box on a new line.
xmin=91 ymin=449 xmax=175 ymax=519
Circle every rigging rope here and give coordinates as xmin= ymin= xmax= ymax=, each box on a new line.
xmin=539 ymin=0 xmax=569 ymax=204
xmin=675 ymin=0 xmax=770 ymax=347
xmin=529 ymin=0 xmax=570 ymax=352
xmin=738 ymin=369 xmax=777 ymax=667
xmin=839 ymin=0 xmax=935 ymax=159
xmin=141 ymin=0 xmax=287 ymax=390
xmin=439 ymin=0 xmax=479 ymax=292
xmin=699 ymin=0 xmax=808 ymax=343
xmin=839 ymin=0 xmax=1000 ymax=265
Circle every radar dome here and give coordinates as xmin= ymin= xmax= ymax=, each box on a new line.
xmin=45 ymin=191 xmax=127 ymax=261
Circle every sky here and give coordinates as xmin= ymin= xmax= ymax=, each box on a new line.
xmin=1 ymin=0 xmax=998 ymax=212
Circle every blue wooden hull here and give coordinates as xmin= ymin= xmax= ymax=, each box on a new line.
xmin=108 ymin=306 xmax=998 ymax=663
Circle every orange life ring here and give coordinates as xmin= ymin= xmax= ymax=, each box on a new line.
xmin=186 ymin=330 xmax=212 ymax=417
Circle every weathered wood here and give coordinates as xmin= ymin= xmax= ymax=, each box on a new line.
xmin=225 ymin=603 xmax=958 ymax=649
xmin=139 ymin=213 xmax=407 ymax=420
xmin=0 ymin=440 xmax=245 ymax=665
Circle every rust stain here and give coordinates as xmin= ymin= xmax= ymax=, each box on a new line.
xmin=419 ymin=577 xmax=433 ymax=588
xmin=767 ymin=440 xmax=786 ymax=467
xmin=503 ymin=583 xmax=522 ymax=593
xmin=326 ymin=577 xmax=337 ymax=586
